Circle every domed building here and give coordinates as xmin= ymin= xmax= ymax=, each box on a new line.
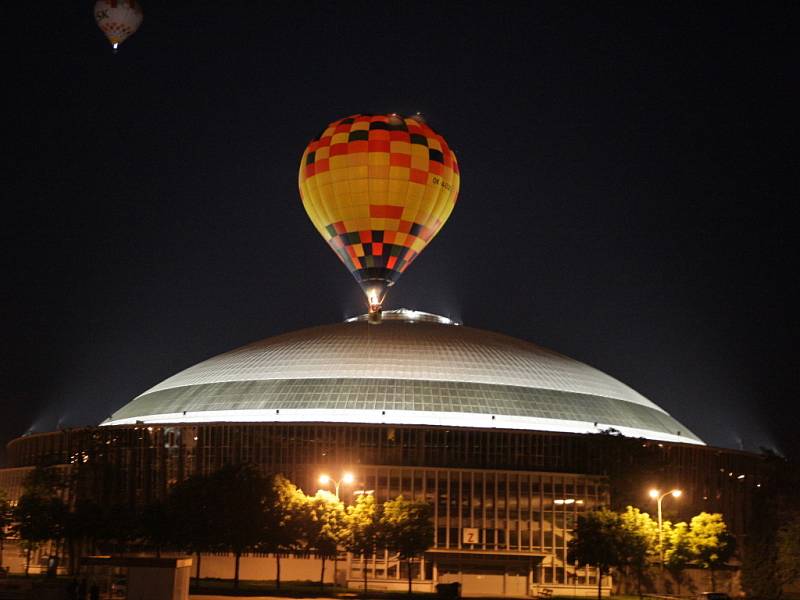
xmin=105 ymin=309 xmax=701 ymax=446
xmin=1 ymin=310 xmax=762 ymax=595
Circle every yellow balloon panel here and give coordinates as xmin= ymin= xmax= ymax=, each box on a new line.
xmin=298 ymin=114 xmax=460 ymax=290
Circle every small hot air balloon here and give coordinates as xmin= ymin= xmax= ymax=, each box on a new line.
xmin=299 ymin=113 xmax=461 ymax=322
xmin=94 ymin=0 xmax=143 ymax=53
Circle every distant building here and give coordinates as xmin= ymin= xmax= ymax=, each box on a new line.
xmin=1 ymin=310 xmax=764 ymax=595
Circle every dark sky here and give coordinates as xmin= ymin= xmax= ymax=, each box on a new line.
xmin=5 ymin=2 xmax=797 ymax=458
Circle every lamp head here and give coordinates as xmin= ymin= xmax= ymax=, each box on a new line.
xmin=342 ymin=472 xmax=355 ymax=484
xmin=319 ymin=474 xmax=331 ymax=485
xmin=671 ymin=489 xmax=682 ymax=498
xmin=649 ymin=489 xmax=659 ymax=499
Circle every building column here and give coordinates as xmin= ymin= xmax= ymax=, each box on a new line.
xmin=528 ymin=561 xmax=534 ymax=596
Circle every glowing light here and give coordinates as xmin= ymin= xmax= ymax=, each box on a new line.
xmin=318 ymin=474 xmax=331 ymax=485
xmin=344 ymin=309 xmax=459 ymax=325
xmin=342 ymin=472 xmax=355 ymax=484
xmin=101 ymin=408 xmax=704 ymax=445
xmin=671 ymin=489 xmax=682 ymax=497
xmin=649 ymin=489 xmax=659 ymax=499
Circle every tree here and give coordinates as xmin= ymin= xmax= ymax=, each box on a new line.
xmin=262 ymin=474 xmax=307 ymax=590
xmin=168 ymin=473 xmax=219 ymax=587
xmin=663 ymin=521 xmax=693 ymax=595
xmin=381 ymin=496 xmax=434 ymax=594
xmin=21 ymin=467 xmax=67 ymax=498
xmin=137 ymin=500 xmax=174 ymax=558
xmin=568 ymin=509 xmax=624 ymax=600
xmin=741 ymin=527 xmax=781 ymax=600
xmin=0 ymin=491 xmax=11 ymax=570
xmin=304 ymin=490 xmax=347 ymax=589
xmin=687 ymin=512 xmax=735 ymax=592
xmin=618 ymin=506 xmax=658 ymax=598
xmin=740 ymin=456 xmax=799 ymax=600
xmin=60 ymin=498 xmax=105 ymax=575
xmin=11 ymin=467 xmax=71 ymax=575
xmin=95 ymin=503 xmax=137 ymax=555
xmin=205 ymin=465 xmax=273 ymax=589
xmin=12 ymin=493 xmax=67 ymax=576
xmin=345 ymin=493 xmax=381 ymax=596
xmin=776 ymin=512 xmax=800 ymax=592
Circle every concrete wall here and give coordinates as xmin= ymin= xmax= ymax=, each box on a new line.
xmin=127 ymin=565 xmax=191 ymax=600
xmin=346 ymin=578 xmax=435 ymax=593
xmin=535 ymin=584 xmax=612 ymax=598
xmin=195 ymin=554 xmax=335 ymax=583
xmin=614 ymin=565 xmax=741 ymax=597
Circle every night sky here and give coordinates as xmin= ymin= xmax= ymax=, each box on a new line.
xmin=5 ymin=2 xmax=796 ymax=458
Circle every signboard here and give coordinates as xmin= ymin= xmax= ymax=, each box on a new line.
xmin=462 ymin=527 xmax=479 ymax=545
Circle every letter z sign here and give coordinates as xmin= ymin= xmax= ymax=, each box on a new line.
xmin=462 ymin=528 xmax=479 ymax=545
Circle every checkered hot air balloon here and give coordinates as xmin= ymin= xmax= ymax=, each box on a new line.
xmin=299 ymin=114 xmax=460 ymax=321
xmin=94 ymin=0 xmax=143 ymax=52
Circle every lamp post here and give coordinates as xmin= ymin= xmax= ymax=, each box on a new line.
xmin=649 ymin=488 xmax=682 ymax=568
xmin=319 ymin=471 xmax=354 ymax=499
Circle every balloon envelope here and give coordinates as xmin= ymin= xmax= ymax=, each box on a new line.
xmin=94 ymin=0 xmax=143 ymax=50
xmin=299 ymin=114 xmax=460 ymax=311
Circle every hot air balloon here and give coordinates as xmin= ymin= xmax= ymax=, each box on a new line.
xmin=94 ymin=0 xmax=143 ymax=52
xmin=299 ymin=113 xmax=460 ymax=322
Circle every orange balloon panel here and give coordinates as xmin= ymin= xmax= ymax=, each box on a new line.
xmin=298 ymin=114 xmax=460 ymax=297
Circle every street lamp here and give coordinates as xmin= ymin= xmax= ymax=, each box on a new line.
xmin=319 ymin=471 xmax=354 ymax=499
xmin=649 ymin=488 xmax=682 ymax=568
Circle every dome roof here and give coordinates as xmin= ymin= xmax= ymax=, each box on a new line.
xmin=104 ymin=309 xmax=702 ymax=445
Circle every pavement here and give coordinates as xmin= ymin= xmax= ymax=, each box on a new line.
xmin=192 ymin=597 xmax=341 ymax=600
